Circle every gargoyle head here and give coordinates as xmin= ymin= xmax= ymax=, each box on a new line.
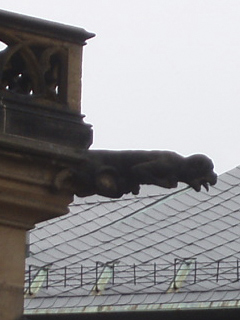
xmin=183 ymin=154 xmax=217 ymax=191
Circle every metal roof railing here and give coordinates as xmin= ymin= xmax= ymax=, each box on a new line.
xmin=24 ymin=258 xmax=240 ymax=296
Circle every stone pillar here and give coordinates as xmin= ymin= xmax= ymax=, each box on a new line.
xmin=0 ymin=225 xmax=26 ymax=320
xmin=0 ymin=10 xmax=95 ymax=320
xmin=0 ymin=149 xmax=75 ymax=320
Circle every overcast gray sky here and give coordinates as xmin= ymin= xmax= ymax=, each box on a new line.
xmin=1 ymin=1 xmax=240 ymax=174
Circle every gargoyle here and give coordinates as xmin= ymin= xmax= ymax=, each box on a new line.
xmin=70 ymin=150 xmax=217 ymax=198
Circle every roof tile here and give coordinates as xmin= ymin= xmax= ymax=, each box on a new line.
xmin=25 ymin=166 xmax=240 ymax=314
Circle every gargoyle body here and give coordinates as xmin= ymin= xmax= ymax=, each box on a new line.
xmin=70 ymin=150 xmax=217 ymax=198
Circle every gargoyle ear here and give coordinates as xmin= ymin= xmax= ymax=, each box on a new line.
xmin=95 ymin=167 xmax=119 ymax=197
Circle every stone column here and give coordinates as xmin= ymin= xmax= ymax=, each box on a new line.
xmin=0 ymin=225 xmax=26 ymax=320
xmin=0 ymin=149 xmax=75 ymax=320
xmin=0 ymin=10 xmax=95 ymax=319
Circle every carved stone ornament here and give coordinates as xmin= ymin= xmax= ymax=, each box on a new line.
xmin=0 ymin=10 xmax=95 ymax=153
xmin=0 ymin=10 xmax=95 ymax=112
xmin=55 ymin=150 xmax=217 ymax=199
xmin=0 ymin=37 xmax=67 ymax=104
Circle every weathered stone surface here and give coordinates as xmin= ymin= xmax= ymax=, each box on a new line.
xmin=0 ymin=9 xmax=94 ymax=320
xmin=70 ymin=150 xmax=217 ymax=198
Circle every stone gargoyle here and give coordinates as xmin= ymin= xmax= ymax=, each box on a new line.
xmin=64 ymin=150 xmax=217 ymax=198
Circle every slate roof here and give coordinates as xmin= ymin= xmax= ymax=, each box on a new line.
xmin=24 ymin=166 xmax=240 ymax=315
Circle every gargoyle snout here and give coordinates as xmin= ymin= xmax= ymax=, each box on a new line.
xmin=209 ymin=171 xmax=218 ymax=186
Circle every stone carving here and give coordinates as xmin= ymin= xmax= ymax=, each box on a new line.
xmin=0 ymin=37 xmax=67 ymax=104
xmin=69 ymin=150 xmax=217 ymax=198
